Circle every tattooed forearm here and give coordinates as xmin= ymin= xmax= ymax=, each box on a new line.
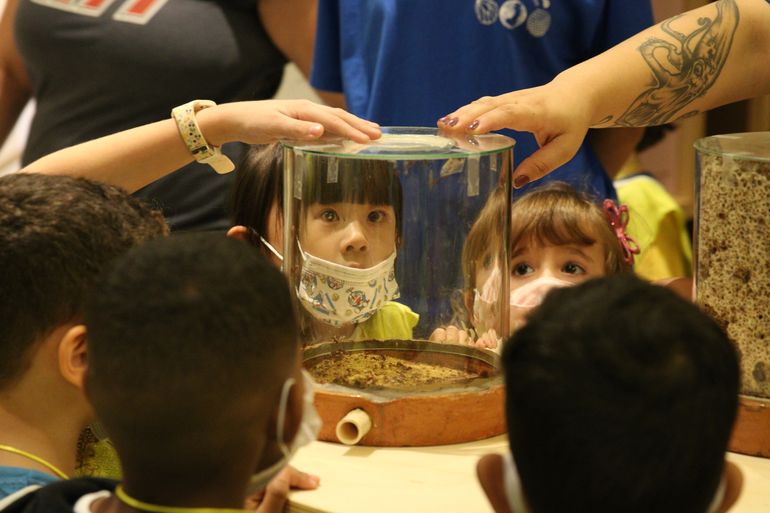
xmin=614 ymin=0 xmax=739 ymax=127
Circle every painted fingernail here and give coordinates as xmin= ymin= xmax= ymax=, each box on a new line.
xmin=447 ymin=117 xmax=459 ymax=127
xmin=514 ymin=175 xmax=530 ymax=188
xmin=468 ymin=120 xmax=480 ymax=130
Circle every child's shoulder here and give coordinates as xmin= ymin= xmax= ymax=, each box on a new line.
xmin=379 ymin=300 xmax=416 ymax=316
xmin=0 ymin=477 xmax=116 ymax=513
xmin=0 ymin=467 xmax=58 ymax=503
xmin=615 ymin=173 xmax=681 ymax=213
xmin=355 ymin=301 xmax=419 ymax=341
xmin=375 ymin=301 xmax=419 ymax=328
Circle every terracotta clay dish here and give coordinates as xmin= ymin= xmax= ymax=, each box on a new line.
xmin=303 ymin=339 xmax=505 ymax=446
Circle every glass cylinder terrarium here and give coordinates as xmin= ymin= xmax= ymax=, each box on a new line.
xmin=281 ymin=127 xmax=514 ymax=446
xmin=694 ymin=132 xmax=770 ymax=457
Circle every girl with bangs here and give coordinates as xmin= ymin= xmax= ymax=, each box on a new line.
xmin=433 ymin=182 xmax=637 ymax=351
xmin=231 ymin=144 xmax=417 ymax=344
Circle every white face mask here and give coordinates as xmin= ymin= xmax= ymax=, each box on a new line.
xmin=473 ymin=265 xmax=503 ymax=329
xmin=706 ymin=476 xmax=726 ymax=513
xmin=509 ymin=276 xmax=573 ymax=329
xmin=246 ymin=369 xmax=322 ymax=495
xmin=259 ymin=234 xmax=400 ymax=327
xmin=503 ymin=452 xmax=527 ymax=513
xmin=297 ymin=243 xmax=399 ymax=327
xmin=258 ymin=235 xmax=284 ymax=271
xmin=473 ymin=268 xmax=572 ymax=332
xmin=501 ymin=451 xmax=727 ymax=513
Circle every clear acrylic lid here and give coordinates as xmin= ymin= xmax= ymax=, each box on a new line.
xmin=694 ymin=132 xmax=770 ymax=162
xmin=282 ymin=126 xmax=515 ymax=160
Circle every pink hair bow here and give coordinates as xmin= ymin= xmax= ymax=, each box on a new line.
xmin=603 ymin=199 xmax=640 ymax=265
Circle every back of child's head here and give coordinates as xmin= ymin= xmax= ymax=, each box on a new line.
xmin=84 ymin=233 xmax=298 ymax=485
xmin=509 ymin=182 xmax=631 ymax=274
xmin=0 ymin=173 xmax=168 ymax=390
xmin=503 ymin=274 xmax=739 ymax=513
xmin=230 ymin=143 xmax=403 ymax=245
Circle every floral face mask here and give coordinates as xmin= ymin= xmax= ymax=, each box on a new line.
xmin=296 ymin=243 xmax=399 ymax=327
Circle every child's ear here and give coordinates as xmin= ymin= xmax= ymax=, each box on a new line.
xmin=284 ymin=364 xmax=304 ymax=445
xmin=476 ymin=453 xmax=514 ymax=513
xmin=716 ymin=460 xmax=743 ymax=513
xmin=227 ymin=225 xmax=250 ymax=241
xmin=58 ymin=324 xmax=88 ymax=390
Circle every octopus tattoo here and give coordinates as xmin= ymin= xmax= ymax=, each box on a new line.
xmin=614 ymin=0 xmax=739 ymax=126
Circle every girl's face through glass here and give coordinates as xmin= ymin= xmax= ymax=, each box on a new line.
xmin=474 ymin=241 xmax=606 ymax=299
xmin=301 ymin=202 xmax=397 ymax=269
xmin=509 ymin=241 xmax=606 ymax=286
xmin=472 ymin=238 xmax=607 ymax=334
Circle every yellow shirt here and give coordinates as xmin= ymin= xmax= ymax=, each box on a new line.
xmin=352 ymin=301 xmax=419 ymax=340
xmin=615 ymin=172 xmax=692 ymax=281
xmin=76 ymin=426 xmax=122 ymax=480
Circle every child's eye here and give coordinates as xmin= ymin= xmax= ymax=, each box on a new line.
xmin=321 ymin=209 xmax=339 ymax=222
xmin=368 ymin=210 xmax=386 ymax=223
xmin=512 ymin=263 xmax=533 ymax=276
xmin=563 ymin=262 xmax=586 ymax=275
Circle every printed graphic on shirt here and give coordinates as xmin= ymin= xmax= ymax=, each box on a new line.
xmin=474 ymin=0 xmax=552 ymax=37
xmin=30 ymin=0 xmax=117 ymax=17
xmin=113 ymin=0 xmax=169 ymax=24
xmin=475 ymin=0 xmax=499 ymax=25
xmin=29 ymin=0 xmax=168 ymax=24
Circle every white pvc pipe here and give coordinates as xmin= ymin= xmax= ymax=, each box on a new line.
xmin=335 ymin=408 xmax=372 ymax=445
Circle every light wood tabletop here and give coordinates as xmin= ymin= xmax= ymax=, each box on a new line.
xmin=287 ymin=437 xmax=770 ymax=513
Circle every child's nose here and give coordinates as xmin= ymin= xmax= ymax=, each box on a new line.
xmin=539 ymin=266 xmax=559 ymax=279
xmin=341 ymin=221 xmax=368 ymax=253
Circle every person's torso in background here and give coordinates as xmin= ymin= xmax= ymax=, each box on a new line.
xmin=15 ymin=0 xmax=287 ymax=230
xmin=311 ymin=0 xmax=655 ymax=200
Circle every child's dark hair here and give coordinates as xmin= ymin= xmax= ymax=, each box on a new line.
xmin=503 ymin=274 xmax=739 ymax=513
xmin=84 ymin=234 xmax=298 ymax=487
xmin=0 ymin=173 xmax=168 ymax=389
xmin=229 ymin=143 xmax=403 ymax=249
xmin=229 ymin=143 xmax=284 ymax=248
xmin=302 ymin=157 xmax=401 ymax=231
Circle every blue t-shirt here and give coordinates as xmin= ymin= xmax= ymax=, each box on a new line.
xmin=311 ymin=0 xmax=654 ymax=200
xmin=0 ymin=466 xmax=58 ymax=500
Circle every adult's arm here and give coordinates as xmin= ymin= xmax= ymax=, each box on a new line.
xmin=0 ymin=0 xmax=32 ymax=147
xmin=258 ymin=0 xmax=316 ymax=78
xmin=439 ymin=0 xmax=770 ymax=186
xmin=22 ymin=99 xmax=379 ymax=192
xmin=258 ymin=0 xmax=346 ymax=108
